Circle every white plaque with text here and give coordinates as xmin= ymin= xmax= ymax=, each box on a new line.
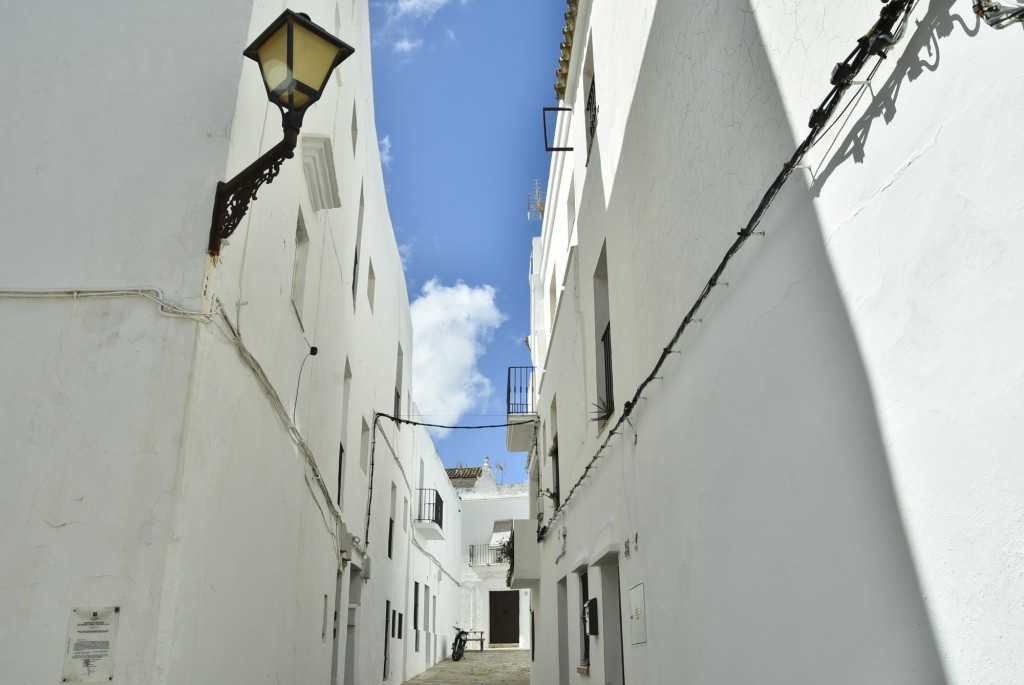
xmin=62 ymin=607 xmax=120 ymax=683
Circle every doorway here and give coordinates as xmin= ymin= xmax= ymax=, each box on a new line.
xmin=556 ymin=577 xmax=570 ymax=685
xmin=598 ymin=557 xmax=625 ymax=685
xmin=489 ymin=590 xmax=520 ymax=645
xmin=343 ymin=566 xmax=362 ymax=684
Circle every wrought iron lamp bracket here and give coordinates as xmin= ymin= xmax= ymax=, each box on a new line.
xmin=208 ymin=127 xmax=299 ymax=256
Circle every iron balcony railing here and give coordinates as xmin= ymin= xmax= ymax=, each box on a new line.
xmin=507 ymin=366 xmax=535 ymax=415
xmin=416 ymin=489 xmax=443 ymax=529
xmin=468 ymin=544 xmax=509 ymax=567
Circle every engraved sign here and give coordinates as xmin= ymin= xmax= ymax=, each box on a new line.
xmin=62 ymin=607 xmax=120 ymax=683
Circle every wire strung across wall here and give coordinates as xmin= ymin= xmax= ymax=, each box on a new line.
xmin=376 ymin=413 xmax=539 ymax=431
xmin=363 ymin=412 xmax=535 ymax=550
xmin=0 ymin=286 xmax=366 ymax=560
xmin=536 ymin=0 xmax=918 ymax=540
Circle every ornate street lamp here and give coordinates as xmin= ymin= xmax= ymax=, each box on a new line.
xmin=209 ymin=10 xmax=354 ymax=256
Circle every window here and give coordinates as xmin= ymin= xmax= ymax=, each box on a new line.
xmin=342 ymin=359 xmax=352 ymax=435
xmin=351 ymin=103 xmax=358 ymax=155
xmin=567 ymin=176 xmax=576 ymax=242
xmin=388 ymin=483 xmax=397 ymax=559
xmin=491 ymin=520 xmax=513 ymax=562
xmin=583 ymin=40 xmax=597 ymax=165
xmin=388 ymin=517 xmax=395 ymax=559
xmin=397 ymin=613 xmax=404 ymax=639
xmin=593 ymin=246 xmax=614 ymax=428
xmin=291 ymin=212 xmax=310 ymax=325
xmin=337 ymin=442 xmax=345 ymax=506
xmin=549 ymin=269 xmax=558 ymax=332
xmin=549 ymin=398 xmax=560 ymax=505
xmin=579 ymin=571 xmax=590 ymax=665
xmin=352 ymin=188 xmax=364 ymax=303
xmin=585 ymin=77 xmax=598 ymax=161
xmin=383 ymin=600 xmax=391 ymax=680
xmin=394 ymin=345 xmax=404 ymax=419
xmin=322 ymin=593 xmax=330 ymax=644
xmin=414 ymin=582 xmax=420 ymax=630
xmin=302 ymin=136 xmax=341 ymax=211
xmin=424 ymin=584 xmax=430 ymax=633
xmin=367 ymin=259 xmax=376 ymax=310
xmin=360 ymin=419 xmax=370 ymax=474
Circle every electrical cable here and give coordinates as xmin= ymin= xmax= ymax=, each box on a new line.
xmin=212 ymin=301 xmax=354 ymax=560
xmin=291 ymin=345 xmax=319 ymax=421
xmin=0 ymin=287 xmax=211 ymax=322
xmin=536 ymin=0 xmax=917 ymax=540
xmin=375 ymin=413 xmax=539 ymax=431
xmin=0 ymin=286 xmax=368 ymax=560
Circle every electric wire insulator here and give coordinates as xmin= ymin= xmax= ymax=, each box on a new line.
xmin=974 ymin=0 xmax=1024 ymax=28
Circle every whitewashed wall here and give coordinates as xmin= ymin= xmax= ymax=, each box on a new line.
xmin=0 ymin=2 xmax=251 ymax=683
xmin=527 ymin=1 xmax=1024 ymax=685
xmin=0 ymin=1 xmax=461 ymax=684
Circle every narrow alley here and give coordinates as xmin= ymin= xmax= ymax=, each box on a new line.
xmin=402 ymin=650 xmax=530 ymax=685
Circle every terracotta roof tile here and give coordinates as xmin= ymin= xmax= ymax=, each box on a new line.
xmin=445 ymin=467 xmax=482 ymax=480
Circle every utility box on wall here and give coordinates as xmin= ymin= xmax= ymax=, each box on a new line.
xmin=629 ymin=583 xmax=646 ymax=645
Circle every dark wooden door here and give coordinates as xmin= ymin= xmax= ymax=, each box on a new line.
xmin=489 ymin=590 xmax=519 ymax=644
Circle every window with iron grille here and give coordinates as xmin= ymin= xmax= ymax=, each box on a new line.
xmin=585 ymin=78 xmax=598 ymax=162
xmin=593 ymin=246 xmax=614 ymax=428
xmin=579 ymin=571 xmax=590 ymax=665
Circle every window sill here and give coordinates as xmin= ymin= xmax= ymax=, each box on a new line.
xmin=576 ymin=664 xmax=590 ymax=676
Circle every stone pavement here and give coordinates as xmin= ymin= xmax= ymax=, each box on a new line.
xmin=402 ymin=649 xmax=530 ymax=684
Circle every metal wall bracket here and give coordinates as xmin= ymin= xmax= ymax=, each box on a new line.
xmin=208 ymin=127 xmax=299 ymax=256
xmin=543 ymin=107 xmax=574 ymax=152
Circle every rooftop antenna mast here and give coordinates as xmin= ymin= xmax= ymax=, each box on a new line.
xmin=527 ymin=179 xmax=545 ymax=221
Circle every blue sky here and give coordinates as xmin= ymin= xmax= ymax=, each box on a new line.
xmin=368 ymin=0 xmax=565 ymax=484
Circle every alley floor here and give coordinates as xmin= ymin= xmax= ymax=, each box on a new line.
xmin=402 ymin=649 xmax=530 ymax=685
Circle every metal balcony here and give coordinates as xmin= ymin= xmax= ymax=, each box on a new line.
xmin=506 ymin=366 xmax=538 ymax=452
xmin=414 ymin=489 xmax=444 ymax=540
xmin=468 ymin=544 xmax=509 ymax=567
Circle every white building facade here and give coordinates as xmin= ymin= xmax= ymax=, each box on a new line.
xmin=511 ymin=1 xmax=1024 ymax=684
xmin=0 ymin=2 xmax=460 ymax=684
xmin=452 ymin=459 xmax=532 ymax=650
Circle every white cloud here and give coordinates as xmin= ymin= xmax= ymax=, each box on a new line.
xmin=411 ymin=280 xmax=506 ymax=437
xmin=379 ymin=134 xmax=394 ymax=169
xmin=398 ymin=240 xmax=414 ymax=268
xmin=392 ymin=37 xmax=424 ymax=54
xmin=389 ymin=0 xmax=451 ymax=20
xmin=445 ymin=27 xmax=457 ymax=41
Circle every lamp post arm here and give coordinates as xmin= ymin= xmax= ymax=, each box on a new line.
xmin=208 ymin=127 xmax=299 ymax=256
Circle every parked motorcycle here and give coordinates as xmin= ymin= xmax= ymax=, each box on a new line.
xmin=451 ymin=625 xmax=469 ymax=661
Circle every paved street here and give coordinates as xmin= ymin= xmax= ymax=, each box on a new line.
xmin=402 ymin=649 xmax=530 ymax=685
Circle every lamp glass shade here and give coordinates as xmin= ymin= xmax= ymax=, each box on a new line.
xmin=291 ymin=22 xmax=343 ymax=102
xmin=245 ymin=10 xmax=354 ymax=119
xmin=255 ymin=23 xmax=290 ymax=99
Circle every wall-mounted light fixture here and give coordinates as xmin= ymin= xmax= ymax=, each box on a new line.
xmin=209 ymin=9 xmax=354 ymax=256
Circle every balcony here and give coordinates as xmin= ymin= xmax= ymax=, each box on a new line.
xmin=468 ymin=544 xmax=509 ymax=567
xmin=509 ymin=520 xmax=539 ymax=589
xmin=414 ymin=489 xmax=444 ymax=540
xmin=506 ymin=366 xmax=538 ymax=452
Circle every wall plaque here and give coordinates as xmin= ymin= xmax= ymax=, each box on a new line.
xmin=62 ymin=607 xmax=120 ymax=683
